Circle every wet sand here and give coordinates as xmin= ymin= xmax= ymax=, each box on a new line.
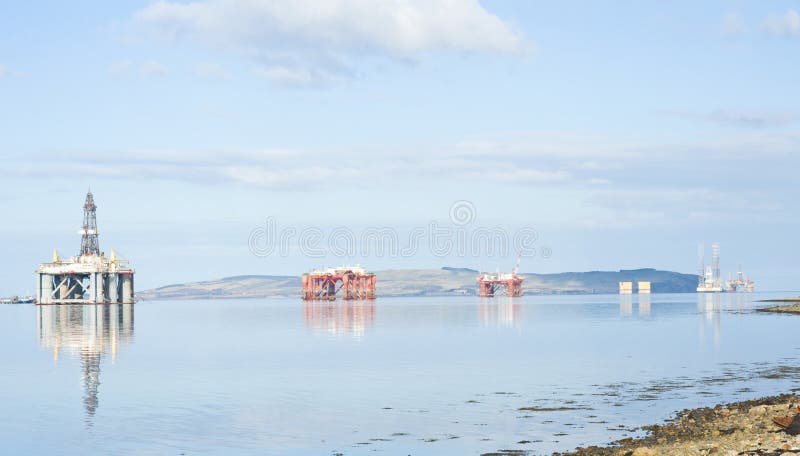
xmin=550 ymin=394 xmax=800 ymax=456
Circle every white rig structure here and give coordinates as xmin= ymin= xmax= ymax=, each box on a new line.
xmin=697 ymin=242 xmax=723 ymax=293
xmin=35 ymin=191 xmax=135 ymax=304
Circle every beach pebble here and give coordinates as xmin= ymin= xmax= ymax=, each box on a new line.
xmin=749 ymin=405 xmax=768 ymax=416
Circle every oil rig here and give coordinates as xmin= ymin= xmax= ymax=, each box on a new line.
xmin=301 ymin=266 xmax=376 ymax=301
xmin=696 ymin=243 xmax=755 ymax=293
xmin=477 ymin=257 xmax=524 ymax=297
xmin=35 ymin=191 xmax=135 ymax=305
xmin=697 ymin=242 xmax=723 ymax=293
xmin=725 ymin=266 xmax=755 ymax=293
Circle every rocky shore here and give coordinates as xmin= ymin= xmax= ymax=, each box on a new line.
xmin=757 ymin=303 xmax=800 ymax=315
xmin=553 ymin=394 xmax=800 ymax=456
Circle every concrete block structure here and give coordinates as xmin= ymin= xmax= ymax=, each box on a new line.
xmin=619 ymin=281 xmax=633 ymax=294
xmin=35 ymin=191 xmax=135 ymax=304
xmin=638 ymin=281 xmax=651 ymax=294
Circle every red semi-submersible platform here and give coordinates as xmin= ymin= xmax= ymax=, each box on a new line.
xmin=302 ymin=266 xmax=376 ymax=301
xmin=477 ymin=272 xmax=524 ymax=297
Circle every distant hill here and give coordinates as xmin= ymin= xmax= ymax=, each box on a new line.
xmin=522 ymin=268 xmax=698 ymax=294
xmin=143 ymin=275 xmax=301 ymax=300
xmin=138 ymin=267 xmax=698 ymax=300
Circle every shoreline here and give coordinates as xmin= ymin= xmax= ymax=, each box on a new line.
xmin=756 ymin=303 xmax=800 ymax=315
xmin=552 ymin=394 xmax=800 ymax=456
xmin=137 ymin=290 xmax=701 ymax=301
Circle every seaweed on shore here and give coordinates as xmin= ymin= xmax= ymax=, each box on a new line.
xmin=551 ymin=393 xmax=800 ymax=456
xmin=518 ymin=406 xmax=591 ymax=412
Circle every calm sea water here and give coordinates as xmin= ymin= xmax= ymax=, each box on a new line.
xmin=1 ymin=293 xmax=799 ymax=456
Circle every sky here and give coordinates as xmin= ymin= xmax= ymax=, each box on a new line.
xmin=2 ymin=0 xmax=800 ymax=294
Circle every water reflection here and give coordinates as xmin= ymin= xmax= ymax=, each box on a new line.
xmin=303 ymin=301 xmax=375 ymax=338
xmin=619 ymin=294 xmax=633 ymax=317
xmin=37 ymin=304 xmax=134 ymax=424
xmin=638 ymin=294 xmax=651 ymax=317
xmin=698 ymin=293 xmax=721 ymax=346
xmin=729 ymin=292 xmax=753 ymax=312
xmin=618 ymin=295 xmax=652 ymax=317
xmin=478 ymin=297 xmax=523 ymax=327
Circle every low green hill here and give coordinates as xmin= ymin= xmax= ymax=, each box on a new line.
xmin=138 ymin=267 xmax=697 ymax=300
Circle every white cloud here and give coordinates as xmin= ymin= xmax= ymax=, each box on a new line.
xmin=195 ymin=62 xmax=230 ymax=79
xmin=109 ymin=60 xmax=134 ymax=77
xmin=452 ymin=132 xmax=646 ymax=160
xmin=664 ymin=109 xmax=795 ymax=128
xmin=141 ymin=60 xmax=169 ymax=77
xmin=762 ymin=9 xmax=800 ymax=36
xmin=222 ymin=165 xmax=365 ymax=186
xmin=5 ymin=130 xmax=799 ymax=195
xmin=253 ymin=65 xmax=338 ymax=87
xmin=721 ymin=13 xmax=745 ymax=36
xmin=4 ymin=129 xmax=799 ymax=228
xmin=135 ymin=0 xmax=527 ymax=86
xmin=583 ymin=187 xmax=784 ymax=228
xmin=109 ymin=60 xmax=170 ymax=77
xmin=460 ymin=168 xmax=569 ymax=184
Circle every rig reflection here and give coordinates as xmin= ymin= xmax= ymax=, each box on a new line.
xmin=479 ymin=297 xmax=522 ymax=327
xmin=699 ymin=293 xmax=722 ymax=346
xmin=37 ymin=304 xmax=134 ymax=423
xmin=303 ymin=300 xmax=375 ymax=337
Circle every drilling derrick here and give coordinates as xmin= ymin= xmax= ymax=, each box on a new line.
xmin=696 ymin=242 xmax=723 ymax=293
xmin=712 ymin=243 xmax=720 ymax=288
xmin=80 ymin=191 xmax=100 ymax=257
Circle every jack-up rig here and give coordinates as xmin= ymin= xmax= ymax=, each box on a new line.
xmin=697 ymin=243 xmax=723 ymax=293
xmin=696 ymin=243 xmax=755 ymax=293
xmin=477 ymin=255 xmax=525 ymax=298
xmin=35 ymin=191 xmax=135 ymax=304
